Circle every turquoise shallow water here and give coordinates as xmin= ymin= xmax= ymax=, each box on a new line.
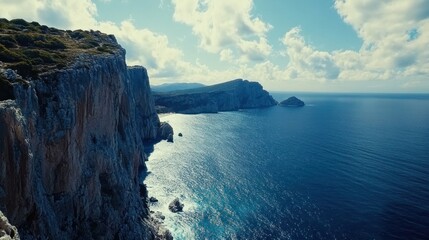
xmin=144 ymin=93 xmax=429 ymax=240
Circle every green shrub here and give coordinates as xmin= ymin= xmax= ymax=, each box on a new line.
xmin=82 ymin=39 xmax=99 ymax=48
xmin=30 ymin=57 xmax=44 ymax=65
xmin=45 ymin=37 xmax=67 ymax=49
xmin=34 ymin=37 xmax=66 ymax=50
xmin=30 ymin=21 xmax=41 ymax=27
xmin=33 ymin=40 xmax=47 ymax=48
xmin=0 ymin=35 xmax=17 ymax=43
xmin=0 ymin=18 xmax=8 ymax=25
xmin=10 ymin=19 xmax=30 ymax=27
xmin=97 ymin=45 xmax=115 ymax=54
xmin=9 ymin=61 xmax=37 ymax=78
xmin=13 ymin=33 xmax=67 ymax=50
xmin=0 ymin=35 xmax=18 ymax=48
xmin=96 ymin=46 xmax=108 ymax=53
xmin=39 ymin=25 xmax=49 ymax=33
xmin=14 ymin=34 xmax=34 ymax=46
xmin=22 ymin=49 xmax=57 ymax=64
xmin=0 ymin=44 xmax=24 ymax=62
xmin=49 ymin=27 xmax=61 ymax=34
xmin=70 ymin=30 xmax=86 ymax=40
xmin=0 ymin=40 xmax=17 ymax=48
xmin=79 ymin=43 xmax=93 ymax=49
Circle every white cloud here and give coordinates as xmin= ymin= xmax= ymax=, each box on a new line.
xmin=334 ymin=0 xmax=429 ymax=80
xmin=0 ymin=0 xmax=98 ymax=29
xmin=275 ymin=0 xmax=429 ymax=84
xmin=220 ymin=49 xmax=234 ymax=62
xmin=1 ymin=0 xmax=428 ymax=92
xmin=172 ymin=0 xmax=272 ymax=62
xmin=281 ymin=27 xmax=340 ymax=80
xmin=97 ymin=21 xmax=183 ymax=72
xmin=0 ymin=0 xmax=41 ymax=23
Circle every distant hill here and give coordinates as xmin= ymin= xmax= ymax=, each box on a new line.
xmin=153 ymin=79 xmax=277 ymax=114
xmin=151 ymin=82 xmax=205 ymax=92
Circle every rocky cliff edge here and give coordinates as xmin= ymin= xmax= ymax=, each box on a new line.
xmin=0 ymin=19 xmax=170 ymax=239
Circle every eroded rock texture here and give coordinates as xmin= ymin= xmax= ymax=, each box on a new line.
xmin=0 ymin=211 xmax=19 ymax=240
xmin=0 ymin=49 xmax=167 ymax=239
xmin=128 ymin=66 xmax=161 ymax=140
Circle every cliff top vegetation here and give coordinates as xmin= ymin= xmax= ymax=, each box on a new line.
xmin=0 ymin=18 xmax=120 ymax=80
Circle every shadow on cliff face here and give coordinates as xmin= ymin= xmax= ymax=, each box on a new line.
xmin=139 ymin=143 xmax=155 ymax=183
xmin=143 ymin=144 xmax=155 ymax=157
xmin=143 ymin=121 xmax=174 ymax=158
xmin=0 ymin=78 xmax=15 ymax=101
xmin=140 ymin=121 xmax=174 ymax=182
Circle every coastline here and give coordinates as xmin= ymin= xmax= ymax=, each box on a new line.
xmin=140 ymin=95 xmax=429 ymax=239
xmin=158 ymin=112 xmax=176 ymax=119
xmin=144 ymin=113 xmax=198 ymax=239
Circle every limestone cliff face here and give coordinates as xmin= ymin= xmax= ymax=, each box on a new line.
xmin=128 ymin=66 xmax=160 ymax=140
xmin=154 ymin=79 xmax=277 ymax=114
xmin=0 ymin=49 xmax=163 ymax=238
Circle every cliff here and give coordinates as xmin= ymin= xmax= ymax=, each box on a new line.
xmin=128 ymin=66 xmax=161 ymax=140
xmin=0 ymin=19 xmax=170 ymax=239
xmin=154 ymin=79 xmax=277 ymax=114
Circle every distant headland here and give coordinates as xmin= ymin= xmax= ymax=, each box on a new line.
xmin=153 ymin=79 xmax=277 ymax=114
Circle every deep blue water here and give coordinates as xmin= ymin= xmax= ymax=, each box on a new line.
xmin=145 ymin=93 xmax=429 ymax=240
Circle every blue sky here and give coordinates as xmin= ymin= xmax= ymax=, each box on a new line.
xmin=1 ymin=0 xmax=429 ymax=92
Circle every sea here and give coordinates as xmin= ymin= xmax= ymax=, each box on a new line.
xmin=144 ymin=93 xmax=429 ymax=240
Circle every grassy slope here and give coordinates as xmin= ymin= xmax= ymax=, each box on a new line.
xmin=0 ymin=18 xmax=120 ymax=80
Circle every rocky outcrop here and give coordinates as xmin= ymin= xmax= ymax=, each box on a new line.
xmin=128 ymin=66 xmax=175 ymax=143
xmin=279 ymin=96 xmax=305 ymax=107
xmin=154 ymin=211 xmax=165 ymax=221
xmin=168 ymin=198 xmax=184 ymax=213
xmin=128 ymin=66 xmax=160 ymax=140
xmin=0 ymin=211 xmax=19 ymax=240
xmin=154 ymin=79 xmax=277 ymax=114
xmin=0 ymin=23 xmax=168 ymax=239
xmin=157 ymin=122 xmax=174 ymax=142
